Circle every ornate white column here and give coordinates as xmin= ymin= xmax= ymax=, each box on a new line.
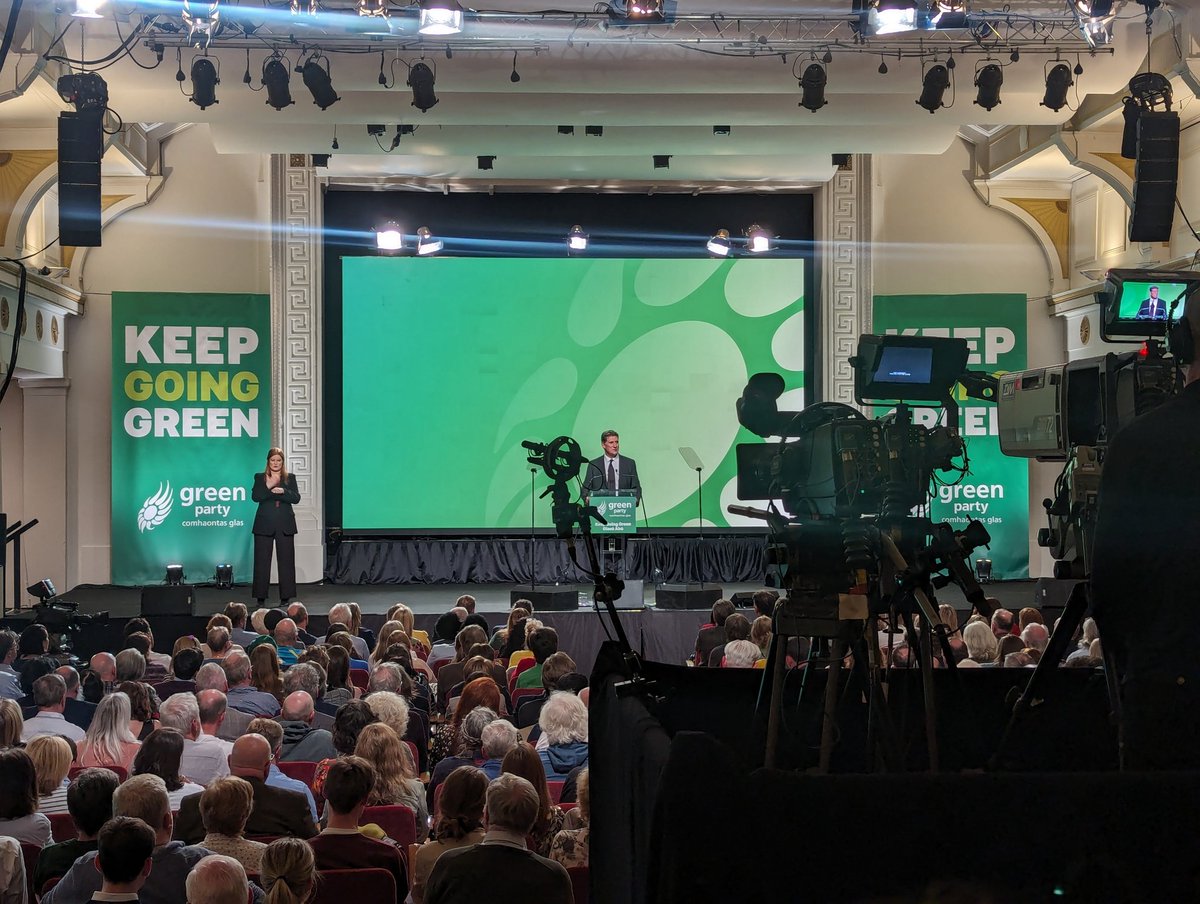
xmin=269 ymin=154 xmax=324 ymax=584
xmin=818 ymin=155 xmax=873 ymax=405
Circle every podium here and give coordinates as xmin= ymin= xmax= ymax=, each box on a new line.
xmin=590 ymin=491 xmax=638 ymax=533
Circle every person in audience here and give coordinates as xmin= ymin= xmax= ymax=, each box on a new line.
xmin=92 ymin=815 xmax=157 ymax=900
xmin=514 ymin=627 xmax=559 ymax=690
xmin=368 ymin=665 xmax=430 ymax=773
xmin=119 ymin=680 xmax=159 ymax=741
xmin=501 ymin=742 xmax=565 ymax=857
xmin=27 ymin=734 xmax=73 ymax=815
xmin=22 ymin=673 xmax=86 ymax=743
xmin=311 ymin=700 xmax=378 ymax=801
xmin=197 ymin=776 xmax=267 ymax=873
xmin=515 ymin=653 xmax=576 ymax=730
xmin=0 ymin=747 xmax=52 ymax=844
xmin=491 ymin=606 xmax=531 ymax=655
xmin=432 ymin=678 xmax=500 ymax=766
xmin=708 ymin=613 xmax=751 ymax=667
xmin=1018 ymin=607 xmax=1044 ymax=633
xmin=245 ymin=719 xmax=318 ymax=822
xmin=259 ymin=837 xmax=315 ymax=904
xmin=185 ymin=853 xmax=249 ymax=904
xmin=125 ymin=619 xmax=174 ymax=674
xmin=126 ymin=634 xmax=170 ymax=683
xmin=750 ymin=616 xmax=773 ymax=659
xmin=963 ymin=620 xmax=999 ymax=664
xmin=308 ymin=757 xmax=408 ymax=899
xmin=368 ymin=620 xmax=404 ymax=670
xmin=273 ymin=620 xmax=303 ymax=668
xmin=723 ymin=639 xmax=762 ymax=669
xmin=251 ymin=645 xmax=285 ymax=704
xmin=281 ymin=664 xmax=334 ymax=731
xmin=365 ymin=690 xmax=410 ymax=741
xmin=173 ymin=634 xmax=202 ymax=657
xmin=76 ymin=691 xmax=140 ymax=772
xmin=549 ymin=766 xmax=589 ymax=868
xmin=156 ymin=649 xmax=204 ymax=697
xmin=223 ymin=651 xmax=281 ymax=718
xmin=44 ymin=665 xmax=98 ymax=731
xmin=410 ymin=766 xmax=487 ymax=904
xmin=478 ymin=720 xmax=521 ymax=780
xmin=538 ymin=692 xmax=589 ymax=780
xmin=1022 ymin=622 xmax=1050 ymax=654
xmin=323 ymin=646 xmax=357 ymax=707
xmin=0 ymin=700 xmax=21 ymax=749
xmin=32 ymin=767 xmax=119 ymax=890
xmin=1004 ymin=651 xmax=1034 ymax=668
xmin=205 ymin=627 xmax=235 ymax=664
xmin=426 ymin=612 xmax=464 ymax=673
xmin=131 ymin=727 xmax=205 ymax=809
xmin=0 ymin=631 xmax=24 ymax=700
xmin=278 ymin=691 xmax=337 ymax=762
xmin=250 ymin=609 xmax=270 ymax=638
xmin=115 ymin=648 xmax=147 ymax=685
xmin=348 ymin=602 xmax=376 ymax=651
xmin=427 ymin=706 xmax=496 ymax=812
xmin=286 ymin=603 xmax=318 ymax=647
xmin=193 ymin=667 xmax=252 ymax=742
xmin=433 ymin=626 xmax=490 ymax=711
xmin=993 ymin=634 xmax=1026 ymax=667
xmin=225 ymin=604 xmax=258 ymax=649
xmin=159 ymin=693 xmax=229 ymax=786
xmin=424 ymin=773 xmax=572 ymax=904
xmin=84 ymin=652 xmax=118 ymax=702
xmin=196 ymin=690 xmax=236 ymax=756
xmin=175 ymin=734 xmax=317 ymax=844
xmin=14 ymin=625 xmax=54 ymax=694
xmin=694 ymin=598 xmax=736 ymax=667
xmin=991 ymin=608 xmax=1015 ymax=639
xmin=327 ymin=605 xmax=370 ymax=661
xmin=353 ymin=723 xmax=429 ymax=841
xmin=44 ymin=773 xmax=212 ymax=904
xmin=326 ymin=632 xmax=368 ymax=672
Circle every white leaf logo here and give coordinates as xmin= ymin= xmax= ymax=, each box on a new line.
xmin=596 ymin=502 xmax=607 ymax=516
xmin=137 ymin=482 xmax=173 ymax=533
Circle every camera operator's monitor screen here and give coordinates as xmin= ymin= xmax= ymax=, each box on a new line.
xmin=874 ymin=346 xmax=933 ymax=384
xmin=340 ymin=257 xmax=808 ymax=530
xmin=1102 ymin=272 xmax=1200 ymax=340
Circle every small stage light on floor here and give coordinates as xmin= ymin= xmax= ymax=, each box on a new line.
xmin=214 ymin=564 xmax=233 ymax=589
xmin=166 ymin=564 xmax=185 ymax=586
xmin=976 ymin=558 xmax=993 ymax=583
xmin=745 ymin=224 xmax=771 ymax=253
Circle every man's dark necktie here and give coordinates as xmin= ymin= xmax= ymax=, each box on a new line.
xmin=607 ymin=460 xmax=616 ymax=491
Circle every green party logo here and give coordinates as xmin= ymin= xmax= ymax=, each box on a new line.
xmin=137 ymin=482 xmax=174 ymax=532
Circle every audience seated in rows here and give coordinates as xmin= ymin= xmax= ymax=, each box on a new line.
xmin=694 ymin=598 xmax=736 ymax=667
xmin=245 ymin=718 xmax=319 ymax=821
xmin=708 ymin=613 xmax=751 ymax=667
xmin=427 ymin=706 xmax=497 ymax=812
xmin=131 ymin=727 xmax=205 ymax=809
xmin=195 ymin=664 xmax=253 ymax=742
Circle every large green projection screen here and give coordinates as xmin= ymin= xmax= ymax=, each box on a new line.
xmin=341 ymin=257 xmax=805 ymax=530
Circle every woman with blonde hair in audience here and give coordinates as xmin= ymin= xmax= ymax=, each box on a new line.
xmin=76 ymin=692 xmax=140 ymax=772
xmin=261 ymin=836 xmax=316 ymax=904
xmin=411 ymin=765 xmax=487 ymax=904
xmin=938 ymin=604 xmax=960 ymax=634
xmin=750 ymin=616 xmax=772 ymax=659
xmin=27 ymin=735 xmax=73 ymax=815
xmin=368 ymin=620 xmax=404 ymax=668
xmin=550 ymin=766 xmax=590 ymax=868
xmin=500 ymin=742 xmax=565 ymax=857
xmin=353 ymin=723 xmax=429 ymax=840
xmin=119 ymin=680 xmax=158 ymax=741
xmin=962 ymin=620 xmax=999 ymax=664
xmin=251 ymin=643 xmax=285 ymax=703
xmin=345 ymin=601 xmax=376 ymax=653
xmin=0 ymin=700 xmax=22 ymax=750
xmin=491 ymin=605 xmax=531 ymax=653
xmin=388 ymin=603 xmax=429 ymax=657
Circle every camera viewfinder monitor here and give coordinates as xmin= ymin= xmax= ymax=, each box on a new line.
xmin=1100 ymin=269 xmax=1200 ymax=342
xmin=853 ymin=334 xmax=970 ymax=405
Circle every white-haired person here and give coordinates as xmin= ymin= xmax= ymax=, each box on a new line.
xmin=722 ymin=639 xmax=762 ymax=669
xmin=963 ymin=620 xmax=999 ymax=664
xmin=185 ymin=853 xmax=249 ymax=904
xmin=537 ymin=692 xmax=588 ymax=781
xmin=76 ymin=691 xmax=141 ymax=772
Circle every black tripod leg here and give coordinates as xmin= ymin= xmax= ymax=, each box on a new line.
xmin=852 ymin=633 xmax=902 ymax=772
xmin=763 ymin=632 xmax=789 ymax=770
xmin=817 ymin=637 xmax=846 ymax=774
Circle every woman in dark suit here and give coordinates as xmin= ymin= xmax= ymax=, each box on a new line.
xmin=252 ymin=446 xmax=299 ymax=604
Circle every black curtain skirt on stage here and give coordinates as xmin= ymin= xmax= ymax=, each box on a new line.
xmin=325 ymin=534 xmax=769 ymax=585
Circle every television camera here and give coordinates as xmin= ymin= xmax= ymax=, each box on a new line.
xmin=27 ymin=580 xmax=102 ymax=658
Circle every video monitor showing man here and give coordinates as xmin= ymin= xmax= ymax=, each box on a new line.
xmin=1121 ymin=281 xmax=1187 ymax=323
xmin=1100 ymin=271 xmax=1200 ymax=341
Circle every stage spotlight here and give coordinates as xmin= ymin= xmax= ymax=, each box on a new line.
xmin=57 ymin=72 xmax=108 ymax=112
xmin=973 ymin=63 xmax=1003 ymax=111
xmin=408 ymin=62 xmax=438 ymax=112
xmin=375 ymin=220 xmax=404 ymax=251
xmin=557 ymin=125 xmax=575 ymax=135
xmin=799 ymin=62 xmax=828 ymax=113
xmin=916 ymin=64 xmax=950 ymax=113
xmin=1041 ymin=62 xmax=1074 ymax=112
xmin=301 ymin=56 xmax=339 ymax=110
xmin=585 ymin=125 xmax=604 ymax=137
xmin=214 ymin=564 xmax=233 ymax=589
xmin=182 ymin=0 xmax=220 ymax=49
xmin=477 ymin=155 xmax=496 ymax=170
xmin=165 ymin=564 xmax=185 ymax=586
xmin=713 ymin=125 xmax=731 ymax=135
xmin=72 ymin=0 xmax=105 ymax=18
xmin=745 ymin=225 xmax=771 ymax=253
xmin=929 ymin=0 xmax=968 ymax=29
xmin=262 ymin=58 xmax=295 ymax=110
xmin=567 ymin=225 xmax=589 ymax=252
xmin=975 ymin=558 xmax=993 ymax=583
xmin=653 ymin=154 xmax=671 ymax=169
xmin=1074 ymin=0 xmax=1114 ymax=14
xmin=416 ymin=226 xmax=444 ymax=255
xmin=358 ymin=0 xmax=388 ymax=16
xmin=27 ymin=580 xmax=56 ymax=602
xmin=189 ymin=57 xmax=219 ymax=110
xmin=706 ymin=229 xmax=732 ymax=257
xmin=419 ymin=0 xmax=463 ymax=35
xmin=629 ymin=0 xmax=664 ymax=19
xmin=873 ymin=0 xmax=918 ymax=35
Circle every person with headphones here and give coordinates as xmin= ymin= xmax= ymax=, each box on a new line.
xmin=1091 ymin=298 xmax=1200 ymax=769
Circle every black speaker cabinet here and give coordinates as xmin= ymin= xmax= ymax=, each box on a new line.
xmin=509 ymin=585 xmax=579 ymax=612
xmin=140 ymin=584 xmax=194 ymax=617
xmin=57 ymin=110 xmax=104 ymax=247
xmin=655 ymin=583 xmax=724 ymax=610
xmin=1129 ymin=110 xmax=1180 ymax=243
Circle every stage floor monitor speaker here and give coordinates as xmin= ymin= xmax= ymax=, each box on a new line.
xmin=510 ymin=585 xmax=579 ymax=612
xmin=140 ymin=584 xmax=194 ymax=617
xmin=655 ymin=583 xmax=724 ymax=610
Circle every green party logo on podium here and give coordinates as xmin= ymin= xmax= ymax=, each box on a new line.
xmin=594 ymin=492 xmax=638 ymax=534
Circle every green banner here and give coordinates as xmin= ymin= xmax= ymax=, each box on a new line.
xmin=872 ymin=294 xmax=1029 ymax=579
xmin=111 ymin=293 xmax=271 ymax=585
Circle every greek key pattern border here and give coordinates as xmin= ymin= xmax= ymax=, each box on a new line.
xmin=821 ymin=155 xmax=872 ymax=406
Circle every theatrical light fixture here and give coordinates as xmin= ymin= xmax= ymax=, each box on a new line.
xmin=189 ymin=57 xmax=219 ymax=110
xmin=653 ymin=154 xmax=671 ymax=169
xmin=358 ymin=0 xmax=387 ymax=17
xmin=416 ymin=226 xmax=444 ymax=256
xmin=557 ymin=125 xmax=575 ymax=135
xmin=301 ymin=55 xmax=339 ymax=110
xmin=916 ymin=63 xmax=951 ymax=114
xmin=799 ymin=62 xmax=828 ymax=113
xmin=929 ymin=0 xmax=968 ymax=29
xmin=1041 ymin=62 xmax=1074 ymax=112
xmin=567 ymin=225 xmax=589 ymax=252
xmin=408 ymin=62 xmax=438 ymax=112
xmin=585 ymin=125 xmax=603 ymax=137
xmin=182 ymin=0 xmax=220 ymax=49
xmin=975 ymin=558 xmax=993 ymax=583
xmin=165 ymin=564 xmax=185 ymax=586
xmin=262 ymin=57 xmax=295 ymax=110
xmin=477 ymin=155 xmax=496 ymax=169
xmin=57 ymin=72 xmax=108 ymax=112
xmin=1074 ymin=0 xmax=1115 ymax=46
xmin=375 ymin=220 xmax=404 ymax=251
xmin=706 ymin=229 xmax=732 ymax=257
xmin=872 ymin=0 xmax=918 ymax=35
xmin=745 ymin=225 xmax=771 ymax=253
xmin=27 ymin=580 xmax=56 ymax=602
xmin=973 ymin=62 xmax=1003 ymax=112
xmin=290 ymin=0 xmax=318 ymax=13
xmin=214 ymin=564 xmax=233 ymax=589
xmin=72 ymin=0 xmax=105 ymax=18
xmin=628 ymin=0 xmax=665 ymax=20
xmin=419 ymin=0 xmax=464 ymax=36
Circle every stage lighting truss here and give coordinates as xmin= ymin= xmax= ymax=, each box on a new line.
xmin=1073 ymin=0 xmax=1116 ymax=47
xmin=182 ymin=0 xmax=221 ymax=49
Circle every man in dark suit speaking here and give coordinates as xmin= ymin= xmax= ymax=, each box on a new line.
xmin=583 ymin=429 xmax=641 ymax=501
xmin=1135 ymin=285 xmax=1168 ymax=321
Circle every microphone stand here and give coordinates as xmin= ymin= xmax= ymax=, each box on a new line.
xmin=638 ymin=494 xmax=663 ymax=589
xmin=529 ymin=466 xmax=538 ymax=590
xmin=679 ymin=447 xmax=706 ymax=587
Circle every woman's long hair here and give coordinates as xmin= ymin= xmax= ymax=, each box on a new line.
xmin=261 ymin=837 xmax=315 ymax=904
xmin=84 ymin=692 xmax=137 ymax=766
xmin=431 ymin=765 xmax=487 ymax=841
xmin=251 ymin=644 xmax=285 ymax=701
xmin=500 ymin=743 xmax=555 ymax=832
xmin=132 ymin=728 xmax=187 ymax=792
xmin=0 ymin=700 xmax=23 ymax=749
xmin=370 ymin=621 xmax=403 ymax=667
xmin=265 ymin=447 xmax=289 ymax=483
xmin=353 ymin=723 xmax=415 ymax=805
xmin=26 ymin=735 xmax=72 ymax=796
